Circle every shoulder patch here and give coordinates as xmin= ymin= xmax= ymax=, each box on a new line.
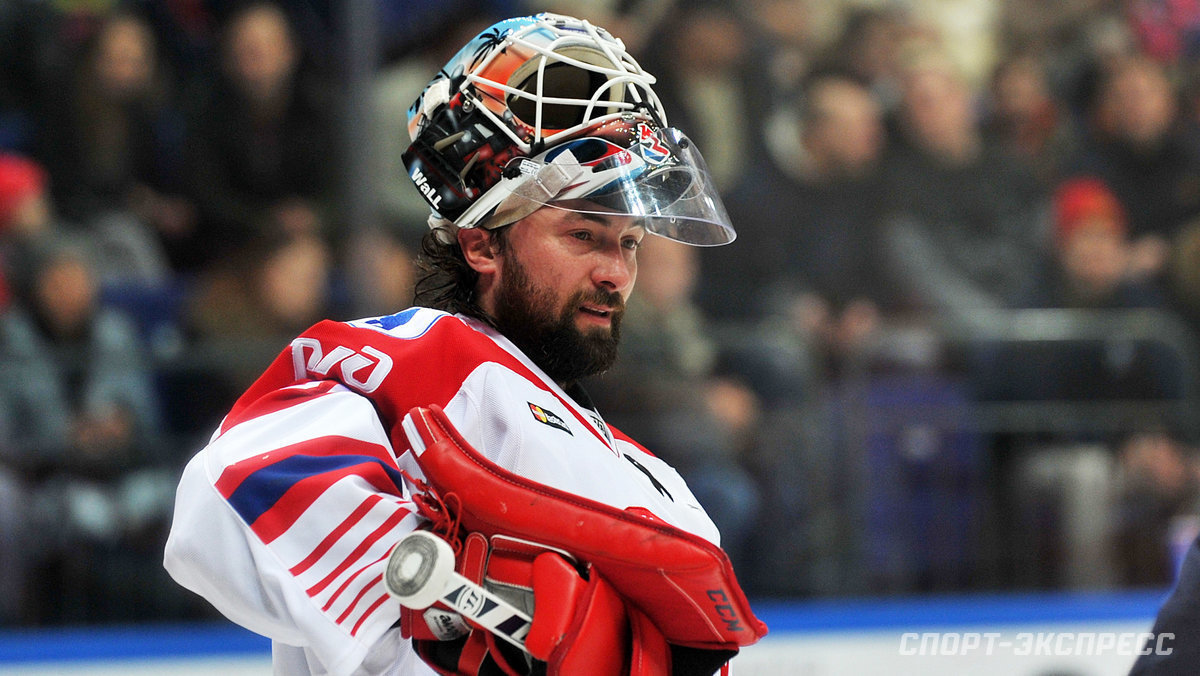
xmin=528 ymin=402 xmax=573 ymax=435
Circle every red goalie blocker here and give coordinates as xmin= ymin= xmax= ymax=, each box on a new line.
xmin=399 ymin=405 xmax=768 ymax=651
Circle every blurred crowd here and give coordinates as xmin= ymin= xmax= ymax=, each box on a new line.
xmin=1 ymin=0 xmax=1200 ymax=626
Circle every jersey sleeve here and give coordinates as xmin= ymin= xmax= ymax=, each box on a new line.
xmin=164 ymin=380 xmax=423 ymax=676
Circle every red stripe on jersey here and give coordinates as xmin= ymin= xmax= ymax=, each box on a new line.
xmin=323 ymin=549 xmax=388 ymax=613
xmin=215 ymin=436 xmax=396 ymax=500
xmin=218 ymin=380 xmax=340 ymax=436
xmin=351 ymin=592 xmax=392 ymax=636
xmin=289 ymin=494 xmax=384 ymax=576
xmin=250 ymin=460 xmax=407 ymax=544
xmin=307 ymin=508 xmax=408 ymax=598
xmin=335 ymin=572 xmax=384 ymax=625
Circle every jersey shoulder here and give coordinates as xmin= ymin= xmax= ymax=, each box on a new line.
xmin=345 ymin=307 xmax=499 ymax=360
xmin=345 ymin=307 xmax=457 ymax=339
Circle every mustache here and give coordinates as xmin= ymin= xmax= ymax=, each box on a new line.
xmin=576 ymin=288 xmax=626 ymax=313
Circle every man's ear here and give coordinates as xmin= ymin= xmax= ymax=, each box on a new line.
xmin=458 ymin=226 xmax=500 ymax=275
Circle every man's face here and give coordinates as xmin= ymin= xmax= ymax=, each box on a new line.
xmin=1102 ymin=61 xmax=1176 ymax=148
xmin=485 ymin=202 xmax=644 ymax=384
xmin=901 ymin=67 xmax=976 ymax=158
xmin=226 ymin=6 xmax=297 ymax=103
xmin=806 ymin=79 xmax=884 ymax=178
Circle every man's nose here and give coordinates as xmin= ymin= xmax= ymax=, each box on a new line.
xmin=592 ymin=247 xmax=634 ymax=292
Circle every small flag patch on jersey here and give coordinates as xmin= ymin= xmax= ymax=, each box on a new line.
xmin=528 ymin=402 xmax=572 ymax=435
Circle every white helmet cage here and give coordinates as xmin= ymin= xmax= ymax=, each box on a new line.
xmin=403 ymin=13 xmax=735 ymax=246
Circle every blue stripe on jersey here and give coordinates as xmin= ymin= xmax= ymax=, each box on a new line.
xmin=226 ymin=454 xmax=407 ymax=525
xmin=356 ymin=307 xmax=449 ymax=340
xmin=364 ymin=307 xmax=420 ymax=331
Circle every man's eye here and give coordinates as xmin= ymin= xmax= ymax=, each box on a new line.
xmin=622 ymin=238 xmax=642 ymax=250
xmin=571 ymin=231 xmax=593 ymax=241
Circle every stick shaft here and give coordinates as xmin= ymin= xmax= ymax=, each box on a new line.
xmin=385 ymin=531 xmax=532 ymax=651
xmin=436 ymin=572 xmax=532 ymax=650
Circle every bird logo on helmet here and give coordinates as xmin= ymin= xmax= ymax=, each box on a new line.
xmin=402 ymin=12 xmax=736 ymax=247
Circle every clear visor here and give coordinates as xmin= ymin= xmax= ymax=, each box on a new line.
xmin=492 ymin=127 xmax=736 ymax=246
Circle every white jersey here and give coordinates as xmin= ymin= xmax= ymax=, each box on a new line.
xmin=164 ymin=308 xmax=720 ymax=676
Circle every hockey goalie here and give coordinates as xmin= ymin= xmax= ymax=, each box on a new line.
xmin=164 ymin=12 xmax=765 ymax=676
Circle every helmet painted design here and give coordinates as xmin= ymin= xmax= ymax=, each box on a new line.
xmin=403 ymin=12 xmax=735 ymax=246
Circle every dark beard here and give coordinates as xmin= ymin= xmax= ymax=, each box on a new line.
xmin=490 ymin=254 xmax=624 ymax=385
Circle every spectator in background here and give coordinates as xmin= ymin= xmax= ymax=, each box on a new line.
xmin=0 ymin=153 xmax=50 ymax=624
xmin=818 ymin=6 xmax=911 ymax=119
xmin=183 ymin=229 xmax=335 ymax=409
xmin=739 ymin=0 xmax=836 ymax=102
xmin=971 ymin=178 xmax=1190 ymax=592
xmin=33 ymin=10 xmax=180 ymax=286
xmin=983 ymin=53 xmax=1082 ymax=187
xmin=1069 ymin=54 xmax=1200 ymax=284
xmin=1047 ymin=178 xmax=1158 ymax=310
xmin=187 ymin=229 xmax=334 ymax=344
xmin=342 ymin=226 xmax=416 ymax=319
xmin=878 ymin=50 xmax=1048 ymax=330
xmin=587 ymin=236 xmax=762 ymax=577
xmin=980 ymin=178 xmax=1181 ymax=406
xmin=183 ymin=1 xmax=334 ymax=271
xmin=0 ymin=153 xmax=54 ymax=310
xmin=995 ymin=0 xmax=1133 ymax=119
xmin=707 ymin=70 xmax=889 ymax=380
xmin=642 ymin=3 xmax=764 ymax=191
xmin=0 ymin=236 xmax=170 ymax=622
xmin=698 ymin=65 xmax=896 ymax=598
xmin=1125 ymin=0 xmax=1200 ymax=68
xmin=1115 ymin=427 xmax=1200 ymax=587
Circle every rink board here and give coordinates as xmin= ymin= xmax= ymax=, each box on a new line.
xmin=0 ymin=590 xmax=1169 ymax=675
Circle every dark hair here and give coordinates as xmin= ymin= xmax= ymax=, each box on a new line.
xmin=412 ymin=226 xmax=507 ymax=318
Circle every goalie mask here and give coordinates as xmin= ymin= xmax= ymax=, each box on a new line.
xmin=403 ymin=12 xmax=736 ymax=246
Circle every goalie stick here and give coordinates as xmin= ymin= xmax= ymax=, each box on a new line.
xmin=384 ymin=530 xmax=533 ymax=651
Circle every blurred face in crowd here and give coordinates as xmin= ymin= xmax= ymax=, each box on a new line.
xmin=634 ymin=236 xmax=697 ymax=312
xmin=35 ymin=255 xmax=97 ymax=338
xmin=672 ymin=8 xmax=747 ymax=73
xmin=901 ymin=60 xmax=978 ymax=162
xmin=4 ymin=188 xmax=50 ymax=236
xmin=845 ymin=10 xmax=903 ymax=84
xmin=1121 ymin=431 xmax=1192 ymax=496
xmin=1060 ymin=218 xmax=1130 ymax=300
xmin=463 ymin=202 xmax=643 ymax=383
xmin=1099 ymin=58 xmax=1177 ymax=149
xmin=350 ymin=230 xmax=415 ymax=316
xmin=745 ymin=0 xmax=813 ymax=48
xmin=93 ymin=15 xmax=156 ymax=101
xmin=225 ymin=4 xmax=298 ymax=105
xmin=991 ymin=56 xmax=1051 ymax=123
xmin=803 ymin=77 xmax=885 ymax=178
xmin=256 ymin=233 xmax=329 ymax=329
